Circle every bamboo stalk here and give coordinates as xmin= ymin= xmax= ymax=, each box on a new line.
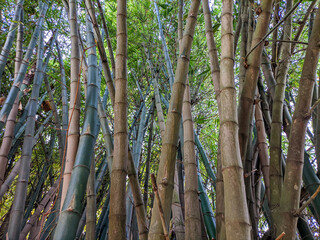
xmin=60 ymin=0 xmax=81 ymax=209
xmin=53 ymin=15 xmax=100 ymax=239
xmin=0 ymin=0 xmax=24 ymax=86
xmin=108 ymin=0 xmax=128 ymax=238
xmin=220 ymin=0 xmax=251 ymax=238
xmin=278 ymin=4 xmax=320 ymax=238
xmin=149 ymin=1 xmax=201 ymax=238
xmin=151 ymin=174 xmax=169 ymax=240
xmin=0 ymin=3 xmax=48 ymax=132
xmin=8 ymin=25 xmax=47 ymax=239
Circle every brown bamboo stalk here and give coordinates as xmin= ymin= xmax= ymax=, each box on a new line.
xmin=148 ymin=1 xmax=201 ymax=239
xmin=0 ymin=9 xmax=23 ymax=188
xmin=151 ymin=173 xmax=169 ymax=240
xmin=127 ymin=151 xmax=149 ymax=240
xmin=108 ymin=0 xmax=128 ymax=238
xmin=61 ymin=0 xmax=81 ymax=209
xmin=19 ymin=181 xmax=58 ymax=240
xmin=237 ymin=0 xmax=273 ymax=163
xmin=254 ymin=102 xmax=270 ymax=203
xmin=220 ymin=0 xmax=251 ymax=238
xmin=182 ymin=78 xmax=201 ymax=239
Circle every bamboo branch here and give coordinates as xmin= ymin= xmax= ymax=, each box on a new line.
xmin=150 ymin=174 xmax=169 ymax=240
xmin=245 ymin=0 xmax=303 ymax=59
xmin=294 ymin=185 xmax=320 ymax=216
xmin=275 ymin=232 xmax=285 ymax=240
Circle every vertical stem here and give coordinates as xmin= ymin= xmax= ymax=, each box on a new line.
xmin=8 ymin=26 xmax=46 ymax=239
xmin=183 ymin=78 xmax=201 ymax=239
xmin=278 ymin=5 xmax=320 ymax=239
xmin=108 ymin=0 xmax=128 ymax=238
xmin=86 ymin=157 xmax=96 ymax=240
xmin=149 ymin=1 xmax=201 ymax=239
xmin=269 ymin=0 xmax=292 ymax=231
xmin=61 ymin=0 xmax=81 ymax=208
xmin=220 ymin=0 xmax=251 ymax=238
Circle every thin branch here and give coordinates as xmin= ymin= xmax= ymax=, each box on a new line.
xmin=267 ymin=39 xmax=308 ymax=45
xmin=294 ymin=185 xmax=320 ymax=216
xmin=275 ymin=232 xmax=286 ymax=240
xmin=245 ymin=0 xmax=303 ymax=59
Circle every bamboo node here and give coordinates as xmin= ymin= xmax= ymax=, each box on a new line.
xmin=255 ymin=6 xmax=262 ymax=15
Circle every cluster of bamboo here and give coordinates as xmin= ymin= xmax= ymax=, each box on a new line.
xmin=0 ymin=0 xmax=319 ymax=239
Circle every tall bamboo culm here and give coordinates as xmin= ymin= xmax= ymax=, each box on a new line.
xmin=0 ymin=0 xmax=24 ymax=87
xmin=53 ymin=14 xmax=100 ymax=239
xmin=220 ymin=0 xmax=251 ymax=238
xmin=278 ymin=4 xmax=320 ymax=239
xmin=60 ymin=0 xmax=81 ymax=208
xmin=148 ymin=1 xmax=201 ymax=239
xmin=183 ymin=78 xmax=201 ymax=239
xmin=8 ymin=26 xmax=46 ymax=239
xmin=108 ymin=0 xmax=128 ymax=239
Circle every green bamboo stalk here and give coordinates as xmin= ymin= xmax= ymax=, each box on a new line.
xmin=178 ymin=0 xmax=183 ymax=44
xmin=269 ymin=0 xmax=292 ymax=228
xmin=7 ymin=25 xmax=46 ymax=239
xmin=0 ymin=0 xmax=24 ymax=87
xmin=143 ymin=104 xmax=154 ymax=210
xmin=86 ymin=157 xmax=96 ymax=240
xmin=56 ymin=41 xmax=69 ymax=151
xmin=108 ymin=0 xmax=128 ymax=238
xmin=278 ymin=5 xmax=320 ymax=238
xmin=198 ymin=173 xmax=216 ymax=239
xmin=219 ymin=0 xmax=251 ymax=238
xmin=0 ymin=3 xmax=48 ymax=132
xmin=96 ymin=0 xmax=115 ymax=75
xmin=145 ymin=46 xmax=165 ymax=138
xmin=53 ymin=16 xmax=100 ymax=239
xmin=154 ymin=1 xmax=174 ymax=87
xmin=149 ymin=1 xmax=201 ymax=239
xmin=85 ymin=0 xmax=115 ymax=106
xmin=96 ymin=192 xmax=109 ymax=238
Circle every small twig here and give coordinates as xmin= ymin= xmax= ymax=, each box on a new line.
xmin=245 ymin=0 xmax=303 ymax=59
xmin=309 ymin=98 xmax=320 ymax=115
xmin=266 ymin=39 xmax=308 ymax=45
xmin=275 ymin=232 xmax=285 ymax=240
xmin=151 ymin=173 xmax=169 ymax=240
xmin=294 ymin=185 xmax=320 ymax=216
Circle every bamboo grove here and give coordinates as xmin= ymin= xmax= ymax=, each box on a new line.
xmin=0 ymin=0 xmax=319 ymax=239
